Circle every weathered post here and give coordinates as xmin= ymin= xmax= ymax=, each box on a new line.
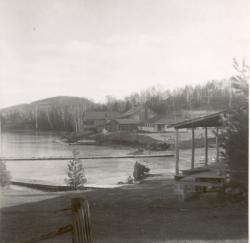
xmin=216 ymin=127 xmax=219 ymax=163
xmin=204 ymin=127 xmax=208 ymax=166
xmin=175 ymin=128 xmax=179 ymax=176
xmin=0 ymin=115 xmax=2 ymax=155
xmin=191 ymin=127 xmax=195 ymax=169
xmin=72 ymin=198 xmax=93 ymax=243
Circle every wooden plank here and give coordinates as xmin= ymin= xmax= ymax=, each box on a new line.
xmin=204 ymin=127 xmax=208 ymax=166
xmin=191 ymin=127 xmax=195 ymax=169
xmin=72 ymin=197 xmax=93 ymax=243
xmin=175 ymin=129 xmax=179 ymax=176
xmin=193 ymin=173 xmax=225 ymax=179
xmin=176 ymin=181 xmax=224 ymax=187
xmin=0 ymin=153 xmax=174 ymax=161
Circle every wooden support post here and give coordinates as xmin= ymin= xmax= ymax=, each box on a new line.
xmin=204 ymin=127 xmax=208 ymax=166
xmin=216 ymin=127 xmax=219 ymax=163
xmin=72 ymin=198 xmax=93 ymax=243
xmin=175 ymin=129 xmax=179 ymax=176
xmin=191 ymin=127 xmax=195 ymax=169
xmin=0 ymin=115 xmax=1 ymax=156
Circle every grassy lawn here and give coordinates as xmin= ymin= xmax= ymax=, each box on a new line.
xmin=0 ymin=179 xmax=248 ymax=243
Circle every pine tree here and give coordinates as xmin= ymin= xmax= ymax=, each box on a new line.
xmin=65 ymin=150 xmax=87 ymax=190
xmin=220 ymin=59 xmax=249 ymax=201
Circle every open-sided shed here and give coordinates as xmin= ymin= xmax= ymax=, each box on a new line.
xmin=169 ymin=110 xmax=227 ymax=177
xmin=169 ymin=110 xmax=229 ymax=201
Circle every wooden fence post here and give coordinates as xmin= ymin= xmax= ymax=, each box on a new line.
xmin=175 ymin=128 xmax=179 ymax=176
xmin=204 ymin=127 xmax=208 ymax=166
xmin=72 ymin=198 xmax=93 ymax=243
xmin=191 ymin=127 xmax=195 ymax=169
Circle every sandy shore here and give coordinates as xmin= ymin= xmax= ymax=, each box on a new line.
xmin=0 ymin=179 xmax=248 ymax=243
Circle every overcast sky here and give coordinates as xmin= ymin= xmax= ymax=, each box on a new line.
xmin=0 ymin=0 xmax=249 ymax=108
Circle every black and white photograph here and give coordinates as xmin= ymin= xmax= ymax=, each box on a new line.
xmin=0 ymin=0 xmax=249 ymax=242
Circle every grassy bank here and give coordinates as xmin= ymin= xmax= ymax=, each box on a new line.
xmin=0 ymin=179 xmax=247 ymax=243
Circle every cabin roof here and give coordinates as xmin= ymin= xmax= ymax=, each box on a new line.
xmin=113 ymin=119 xmax=139 ymax=125
xmin=141 ymin=110 xmax=192 ymax=125
xmin=169 ymin=110 xmax=226 ymax=129
xmin=84 ymin=111 xmax=120 ymax=120
xmin=119 ymin=105 xmax=145 ymax=118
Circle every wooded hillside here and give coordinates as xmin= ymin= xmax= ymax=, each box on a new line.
xmin=0 ymin=96 xmax=95 ymax=132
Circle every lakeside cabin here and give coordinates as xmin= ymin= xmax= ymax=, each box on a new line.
xmin=138 ymin=115 xmax=188 ymax=133
xmin=83 ymin=111 xmax=120 ymax=131
xmin=113 ymin=105 xmax=188 ymax=133
xmin=106 ymin=105 xmax=157 ymax=132
xmin=169 ymin=111 xmax=227 ymax=201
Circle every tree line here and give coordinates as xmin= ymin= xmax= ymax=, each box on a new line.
xmin=0 ymin=75 xmax=247 ymax=132
xmin=101 ymin=78 xmax=245 ymax=114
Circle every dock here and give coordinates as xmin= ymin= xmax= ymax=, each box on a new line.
xmin=0 ymin=153 xmax=174 ymax=161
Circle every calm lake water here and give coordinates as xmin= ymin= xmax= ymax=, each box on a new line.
xmin=0 ymin=131 xmax=215 ymax=186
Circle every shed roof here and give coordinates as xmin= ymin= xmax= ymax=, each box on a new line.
xmin=169 ymin=110 xmax=226 ymax=129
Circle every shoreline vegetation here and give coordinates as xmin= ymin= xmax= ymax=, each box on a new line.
xmin=1 ymin=128 xmax=217 ymax=151
xmin=62 ymin=130 xmax=216 ymax=150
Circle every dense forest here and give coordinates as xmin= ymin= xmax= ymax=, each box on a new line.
xmin=0 ymin=78 xmax=247 ymax=132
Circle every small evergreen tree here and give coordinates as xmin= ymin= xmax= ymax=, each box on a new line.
xmin=0 ymin=160 xmax=11 ymax=187
xmin=65 ymin=150 xmax=87 ymax=190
